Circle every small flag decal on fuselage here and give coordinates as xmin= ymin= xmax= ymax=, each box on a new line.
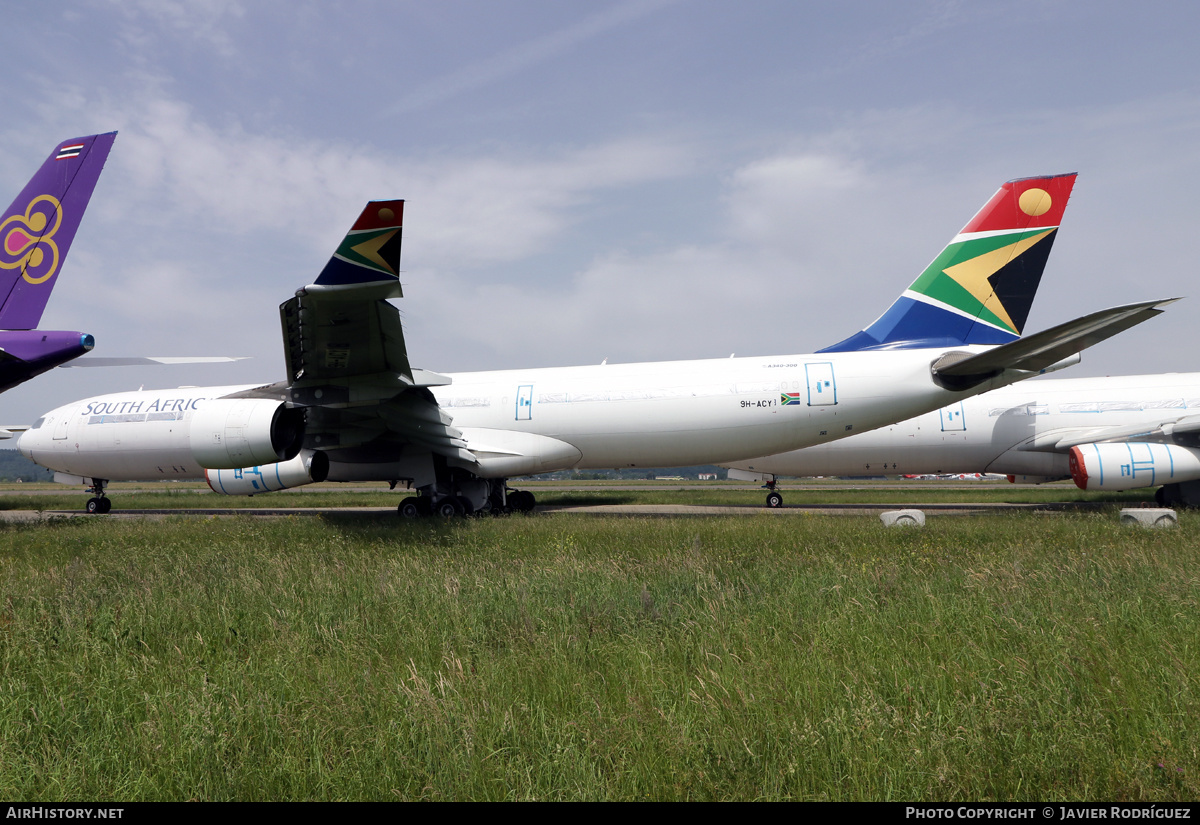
xmin=781 ymin=392 xmax=801 ymax=405
xmin=55 ymin=144 xmax=84 ymax=160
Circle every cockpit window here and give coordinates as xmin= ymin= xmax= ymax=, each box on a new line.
xmin=31 ymin=417 xmax=45 ymax=430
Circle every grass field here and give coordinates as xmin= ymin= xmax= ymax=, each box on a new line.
xmin=0 ymin=477 xmax=1163 ymax=512
xmin=0 ymin=488 xmax=1196 ymax=800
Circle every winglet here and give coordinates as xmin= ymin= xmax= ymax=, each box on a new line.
xmin=0 ymin=132 xmax=116 ymax=329
xmin=313 ymin=200 xmax=404 ymax=288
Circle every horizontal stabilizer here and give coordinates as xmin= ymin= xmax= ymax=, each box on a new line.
xmin=932 ymin=298 xmax=1177 ymax=389
xmin=60 ymin=356 xmax=249 ymax=368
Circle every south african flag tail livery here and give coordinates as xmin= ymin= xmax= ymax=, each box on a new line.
xmin=820 ymin=173 xmax=1077 ymax=352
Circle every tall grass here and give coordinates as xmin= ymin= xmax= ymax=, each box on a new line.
xmin=0 ymin=482 xmax=1159 ymax=512
xmin=0 ymin=512 xmax=1195 ymax=800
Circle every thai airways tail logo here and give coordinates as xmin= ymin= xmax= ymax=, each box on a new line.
xmin=0 ymin=195 xmax=63 ymax=285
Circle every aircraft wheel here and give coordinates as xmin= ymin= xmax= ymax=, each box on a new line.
xmin=765 ymin=491 xmax=784 ymax=508
xmin=453 ymin=495 xmax=475 ymax=517
xmin=86 ymin=497 xmax=102 ymax=514
xmin=1156 ymin=483 xmax=1194 ymax=506
xmin=436 ymin=499 xmax=462 ymax=518
xmin=99 ymin=498 xmax=112 ymax=514
xmin=510 ymin=490 xmax=536 ymax=512
xmin=398 ymin=498 xmax=420 ymax=518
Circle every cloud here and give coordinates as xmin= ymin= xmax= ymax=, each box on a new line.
xmin=382 ymin=0 xmax=684 ymax=117
xmin=106 ymin=0 xmax=246 ymax=58
xmin=96 ymin=93 xmax=700 ymax=270
xmin=725 ymin=154 xmax=868 ymax=247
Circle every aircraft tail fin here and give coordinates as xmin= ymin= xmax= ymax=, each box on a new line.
xmin=0 ymin=133 xmax=116 ymax=329
xmin=313 ymin=200 xmax=404 ymax=290
xmin=819 ymin=173 xmax=1077 ymax=352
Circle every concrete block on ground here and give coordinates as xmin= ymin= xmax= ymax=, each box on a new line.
xmin=881 ymin=509 xmax=925 ymax=527
xmin=1120 ymin=508 xmax=1177 ymax=527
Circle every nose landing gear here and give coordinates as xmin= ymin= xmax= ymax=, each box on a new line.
xmin=85 ymin=478 xmax=111 ymax=514
xmin=763 ymin=477 xmax=783 ymax=508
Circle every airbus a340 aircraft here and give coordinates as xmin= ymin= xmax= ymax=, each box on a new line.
xmin=724 ymin=372 xmax=1200 ymax=508
xmin=0 ymin=133 xmax=114 ymax=396
xmin=19 ymin=174 xmax=1174 ymax=515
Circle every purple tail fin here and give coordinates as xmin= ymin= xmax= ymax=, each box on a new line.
xmin=0 ymin=132 xmax=116 ymax=329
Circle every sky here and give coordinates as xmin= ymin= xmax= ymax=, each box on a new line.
xmin=2 ymin=0 xmax=1200 ymax=424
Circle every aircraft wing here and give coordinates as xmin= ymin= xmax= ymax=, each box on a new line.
xmin=931 ymin=298 xmax=1178 ymax=389
xmin=60 ymin=356 xmax=250 ymax=367
xmin=1016 ymin=413 xmax=1200 ymax=453
xmin=253 ymin=199 xmax=478 ymax=469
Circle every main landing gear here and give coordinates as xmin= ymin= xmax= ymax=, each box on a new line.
xmin=396 ymin=479 xmax=537 ymax=518
xmin=85 ymin=478 xmax=111 ymax=514
xmin=1156 ymin=481 xmax=1200 ymax=507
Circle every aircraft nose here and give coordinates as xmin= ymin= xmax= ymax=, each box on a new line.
xmin=16 ymin=429 xmax=33 ymax=458
xmin=17 ymin=418 xmax=45 ymax=458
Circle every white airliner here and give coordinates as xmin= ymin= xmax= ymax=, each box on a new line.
xmin=724 ymin=372 xmax=1200 ymax=508
xmin=18 ymin=174 xmax=1174 ymax=515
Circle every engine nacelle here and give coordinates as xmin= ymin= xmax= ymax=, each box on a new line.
xmin=189 ymin=398 xmax=305 ymax=469
xmin=1069 ymin=442 xmax=1200 ymax=491
xmin=205 ymin=450 xmax=329 ymax=496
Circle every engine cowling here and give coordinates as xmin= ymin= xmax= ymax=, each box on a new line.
xmin=1069 ymin=442 xmax=1200 ymax=491
xmin=189 ymin=398 xmax=305 ymax=469
xmin=205 ymin=450 xmax=329 ymax=496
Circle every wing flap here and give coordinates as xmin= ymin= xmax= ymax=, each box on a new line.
xmin=281 ymin=291 xmax=413 ymax=384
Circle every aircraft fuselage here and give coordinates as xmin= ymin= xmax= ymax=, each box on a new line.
xmin=725 ymin=372 xmax=1200 ymax=481
xmin=20 ymin=345 xmax=1025 ymax=481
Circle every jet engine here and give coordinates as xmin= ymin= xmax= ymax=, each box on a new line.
xmin=1069 ymin=442 xmax=1200 ymax=491
xmin=205 ymin=450 xmax=329 ymax=495
xmin=189 ymin=398 xmax=305 ymax=469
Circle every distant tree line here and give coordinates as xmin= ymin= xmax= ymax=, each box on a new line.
xmin=0 ymin=449 xmax=52 ymax=482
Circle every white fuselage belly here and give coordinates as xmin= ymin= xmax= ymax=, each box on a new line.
xmin=726 ymin=373 xmax=1200 ymax=479
xmin=19 ymin=348 xmax=1016 ymax=481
